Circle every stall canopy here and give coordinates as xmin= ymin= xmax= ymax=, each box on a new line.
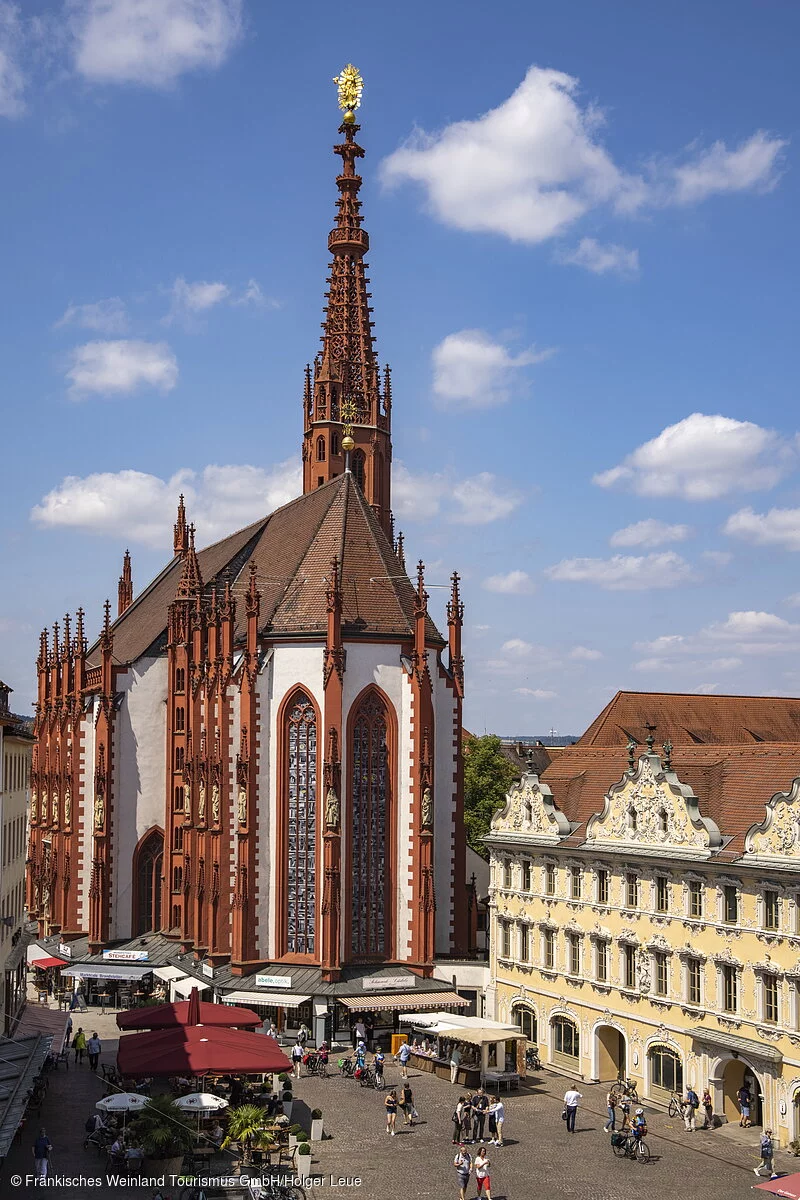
xmin=117 ymin=999 xmax=260 ymax=1031
xmin=399 ymin=1013 xmax=520 ymax=1040
xmin=339 ymin=991 xmax=468 ymax=1011
xmin=26 ymin=945 xmax=68 ymax=969
xmin=172 ymin=975 xmax=210 ymax=997
xmin=152 ymin=965 xmax=185 ymax=983
xmin=61 ymin=963 xmax=152 ymax=981
xmin=0 ymin=1034 xmax=52 ymax=1158
xmin=222 ymin=991 xmax=310 ymax=1007
xmin=754 ymin=1174 xmax=800 ymax=1199
xmin=117 ymin=1024 xmax=292 ymax=1077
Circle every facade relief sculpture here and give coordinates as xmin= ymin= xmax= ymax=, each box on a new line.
xmin=490 ymin=770 xmax=571 ymax=844
xmin=746 ymin=777 xmax=800 ymax=861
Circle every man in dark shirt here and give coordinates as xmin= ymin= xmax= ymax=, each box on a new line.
xmin=33 ymin=1128 xmax=52 ymax=1178
xmin=472 ymin=1088 xmax=489 ymax=1143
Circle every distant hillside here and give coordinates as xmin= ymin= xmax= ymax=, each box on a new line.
xmin=501 ymin=734 xmax=580 ymax=747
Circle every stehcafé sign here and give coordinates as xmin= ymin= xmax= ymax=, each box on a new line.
xmin=102 ymin=950 xmax=149 ymax=962
xmin=362 ymin=975 xmax=413 ymax=990
xmin=255 ymin=974 xmax=292 ymax=989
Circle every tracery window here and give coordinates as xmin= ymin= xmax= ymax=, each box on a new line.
xmin=316 ymin=436 xmax=326 ymax=462
xmin=350 ymin=691 xmax=390 ymax=956
xmin=286 ymin=693 xmax=317 ymax=955
xmin=134 ymin=829 xmax=163 ymax=935
xmin=352 ymin=450 xmax=366 ymax=491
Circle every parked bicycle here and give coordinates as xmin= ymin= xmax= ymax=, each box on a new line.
xmin=667 ymin=1091 xmax=684 ymax=1118
xmin=338 ymin=1056 xmax=356 ymax=1078
xmin=358 ymin=1065 xmax=380 ymax=1089
xmin=611 ymin=1131 xmax=650 ymax=1163
xmin=525 ymin=1047 xmax=542 ymax=1071
xmin=610 ymin=1076 xmax=639 ymax=1103
xmin=305 ymin=1053 xmax=328 ymax=1078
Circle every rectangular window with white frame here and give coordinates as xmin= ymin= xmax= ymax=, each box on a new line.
xmin=519 ymin=922 xmax=530 ymax=963
xmin=500 ymin=920 xmax=511 ymax=959
xmin=570 ymin=865 xmax=582 ymax=900
xmin=503 ymin=859 xmax=512 ymax=889
xmin=521 ymin=860 xmax=532 ymax=893
xmin=542 ymin=928 xmax=555 ymax=971
xmin=626 ymin=872 xmax=639 ymax=910
xmin=688 ymin=880 xmax=703 ymax=920
xmin=596 ymin=867 xmax=609 ymax=906
xmin=569 ymin=933 xmax=581 ymax=977
xmin=722 ymin=964 xmax=738 ymax=1013
xmin=686 ymin=957 xmax=702 ymax=1006
xmin=723 ymin=885 xmax=738 ymax=925
xmin=763 ymin=973 xmax=779 ymax=1024
xmin=656 ymin=876 xmax=669 ymax=914
xmin=544 ymin=862 xmax=556 ymax=896
xmin=596 ymin=939 xmax=609 ymax=983
xmin=623 ymin=944 xmax=636 ymax=990
xmin=654 ymin=951 xmax=668 ymax=996
xmin=763 ymin=889 xmax=780 ymax=932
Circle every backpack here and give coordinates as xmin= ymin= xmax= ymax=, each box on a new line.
xmin=85 ymin=1116 xmax=96 ymax=1133
xmin=688 ymin=1091 xmax=699 ymax=1109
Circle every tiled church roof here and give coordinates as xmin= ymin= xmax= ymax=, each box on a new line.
xmin=578 ymin=689 xmax=800 ymax=746
xmin=88 ymin=473 xmax=443 ymax=668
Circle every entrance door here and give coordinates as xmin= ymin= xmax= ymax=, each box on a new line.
xmin=721 ymin=1059 xmax=762 ymax=1126
xmin=596 ymin=1026 xmax=625 ymax=1081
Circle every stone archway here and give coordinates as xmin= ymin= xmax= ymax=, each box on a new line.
xmin=721 ymin=1058 xmax=762 ymax=1127
xmin=594 ymin=1023 xmax=626 ymax=1082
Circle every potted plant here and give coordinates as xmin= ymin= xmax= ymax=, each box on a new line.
xmin=288 ymin=1122 xmax=303 ymax=1148
xmin=310 ymin=1108 xmax=323 ymax=1141
xmin=222 ymin=1103 xmax=268 ymax=1166
xmin=790 ymin=1138 xmax=800 ymax=1157
xmin=295 ymin=1141 xmax=312 ymax=1171
xmin=130 ymin=1094 xmax=195 ymax=1178
xmin=282 ymin=1090 xmax=294 ymax=1120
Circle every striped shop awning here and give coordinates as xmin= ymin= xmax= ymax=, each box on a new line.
xmin=337 ymin=991 xmax=468 ymax=1011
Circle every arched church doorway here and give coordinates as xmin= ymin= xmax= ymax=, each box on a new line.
xmin=721 ymin=1058 xmax=762 ymax=1126
xmin=595 ymin=1024 xmax=626 ymax=1081
xmin=133 ymin=828 xmax=164 ymax=936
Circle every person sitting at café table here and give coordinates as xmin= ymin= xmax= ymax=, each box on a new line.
xmin=209 ymin=1122 xmax=225 ymax=1147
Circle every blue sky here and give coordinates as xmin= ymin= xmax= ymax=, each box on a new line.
xmin=1 ymin=0 xmax=799 ymax=736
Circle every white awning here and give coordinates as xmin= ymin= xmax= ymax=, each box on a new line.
xmin=222 ymin=991 xmax=310 ymax=1008
xmin=152 ymin=965 xmax=185 ymax=983
xmin=339 ymin=991 xmax=468 ymax=1012
xmin=61 ymin=963 xmax=152 ymax=981
xmin=313 ymin=999 xmax=328 ymax=1017
xmin=171 ymin=976 xmax=210 ymax=997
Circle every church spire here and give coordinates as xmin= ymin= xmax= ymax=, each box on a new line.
xmin=174 ymin=494 xmax=189 ymax=557
xmin=118 ymin=550 xmax=133 ymax=616
xmin=302 ymin=66 xmax=392 ymax=535
xmin=176 ymin=525 xmax=203 ymax=598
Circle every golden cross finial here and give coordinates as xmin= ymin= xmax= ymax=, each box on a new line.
xmin=333 ymin=64 xmax=363 ymax=123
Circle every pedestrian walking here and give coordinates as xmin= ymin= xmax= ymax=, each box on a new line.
xmin=683 ymin=1085 xmax=699 ymax=1132
xmin=474 ymin=1145 xmax=492 ymax=1199
xmin=453 ymin=1097 xmax=466 ymax=1144
xmin=33 ymin=1127 xmax=52 ymax=1179
xmin=291 ymin=1038 xmax=304 ymax=1080
xmin=603 ymin=1088 xmax=617 ymax=1132
xmin=472 ymin=1088 xmax=489 ymax=1142
xmin=87 ymin=1032 xmax=102 ymax=1072
xmin=702 ymin=1087 xmax=714 ymax=1129
xmin=398 ymin=1039 xmax=411 ymax=1080
xmin=400 ymin=1081 xmax=415 ymax=1125
xmin=450 ymin=1043 xmax=463 ymax=1085
xmin=754 ymin=1128 xmax=778 ymax=1179
xmin=453 ymin=1143 xmax=472 ymax=1200
xmin=352 ymin=1018 xmax=367 ymax=1050
xmin=297 ymin=1022 xmax=310 ymax=1047
xmin=738 ymin=1083 xmax=752 ymax=1128
xmin=265 ymin=1021 xmax=279 ymax=1040
xmin=72 ymin=1027 xmax=87 ymax=1064
xmin=65 ymin=1015 xmax=73 ymax=1042
xmin=374 ymin=1047 xmax=385 ymax=1088
xmin=488 ymin=1098 xmax=505 ymax=1146
xmin=563 ymin=1084 xmax=582 ymax=1134
xmin=618 ymin=1092 xmax=631 ymax=1131
xmin=385 ymin=1089 xmax=398 ymax=1136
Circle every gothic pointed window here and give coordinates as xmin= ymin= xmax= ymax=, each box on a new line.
xmin=285 ymin=692 xmax=317 ymax=954
xmin=352 ymin=449 xmax=365 ymax=492
xmin=350 ymin=690 xmax=392 ymax=957
xmin=134 ymin=829 xmax=163 ymax=935
xmin=316 ymin=436 xmax=326 ymax=462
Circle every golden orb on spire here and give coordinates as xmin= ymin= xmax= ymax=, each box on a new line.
xmin=341 ymin=434 xmax=355 ymax=453
xmin=333 ymin=63 xmax=363 ymax=123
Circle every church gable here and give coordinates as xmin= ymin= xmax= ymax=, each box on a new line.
xmin=585 ymin=751 xmax=721 ymax=859
xmin=745 ymin=777 xmax=800 ymax=864
xmin=489 ymin=766 xmax=571 ymax=845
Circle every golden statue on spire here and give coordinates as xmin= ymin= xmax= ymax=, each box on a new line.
xmin=340 ymin=397 xmax=357 ymax=453
xmin=333 ymin=64 xmax=363 ymax=124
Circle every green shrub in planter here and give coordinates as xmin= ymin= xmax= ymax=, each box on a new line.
xmin=311 ymin=1109 xmax=322 ymax=1120
xmin=283 ymin=1091 xmax=293 ymax=1101
xmin=278 ymin=1073 xmax=289 ymax=1083
xmin=297 ymin=1143 xmax=311 ymax=1157
xmin=289 ymin=1124 xmax=303 ymax=1134
xmin=296 ymin=1132 xmax=309 ymax=1143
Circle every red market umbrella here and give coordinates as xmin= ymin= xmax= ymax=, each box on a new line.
xmin=754 ymin=1176 xmax=800 ymax=1199
xmin=117 ymin=992 xmax=260 ymax=1031
xmin=117 ymin=1024 xmax=292 ymax=1078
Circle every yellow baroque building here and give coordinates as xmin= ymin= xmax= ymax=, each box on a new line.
xmin=485 ymin=691 xmax=800 ymax=1145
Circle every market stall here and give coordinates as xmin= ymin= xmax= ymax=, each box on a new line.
xmin=399 ymin=1012 xmax=525 ymax=1089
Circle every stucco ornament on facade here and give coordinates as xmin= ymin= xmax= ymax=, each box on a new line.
xmin=746 ymin=777 xmax=800 ymax=863
xmin=586 ymin=752 xmax=721 ymax=858
xmin=489 ymin=768 xmax=571 ymax=844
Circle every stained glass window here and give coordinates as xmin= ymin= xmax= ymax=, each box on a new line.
xmin=135 ymin=829 xmax=163 ymax=935
xmin=351 ymin=692 xmax=389 ymax=956
xmin=286 ymin=693 xmax=317 ymax=954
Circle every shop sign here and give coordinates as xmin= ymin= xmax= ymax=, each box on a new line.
xmin=255 ymin=974 xmax=292 ymax=989
xmin=362 ymin=975 xmax=413 ymax=990
xmin=57 ymin=943 xmax=72 ymax=958
xmin=102 ymin=950 xmax=149 ymax=962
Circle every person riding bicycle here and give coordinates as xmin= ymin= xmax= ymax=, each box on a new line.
xmin=631 ymin=1108 xmax=648 ymax=1141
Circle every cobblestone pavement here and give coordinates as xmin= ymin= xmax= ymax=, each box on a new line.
xmin=2 ymin=1020 xmax=794 ymax=1200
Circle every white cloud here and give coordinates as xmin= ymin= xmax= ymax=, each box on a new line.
xmin=701 ymin=549 xmax=733 ymax=567
xmin=232 ymin=279 xmax=273 ymax=308
xmin=66 ymin=339 xmax=178 ymax=397
xmin=693 ymin=682 xmax=720 ymax=695
xmin=381 ymin=65 xmax=785 ymax=248
xmin=431 ymin=329 xmax=553 ymax=410
xmin=393 ymin=463 xmax=522 ymax=526
xmin=482 ymin=570 xmax=536 ymax=595
xmin=31 ymin=457 xmax=301 ymax=548
xmin=557 ymin=237 xmax=639 ymax=277
xmin=514 ymin=687 xmax=556 ymax=700
xmin=68 ymin=0 xmax=243 ymax=88
xmin=724 ymin=506 xmax=800 ymax=552
xmin=635 ymin=610 xmax=800 ymax=667
xmin=545 ymin=551 xmax=696 ymax=591
xmin=594 ymin=413 xmax=789 ymax=500
xmin=502 ymin=638 xmax=534 ymax=654
xmin=165 ymin=276 xmax=274 ymax=324
xmin=55 ymin=297 xmax=129 ymax=334
xmin=569 ymin=645 xmax=602 ymax=661
xmin=785 ymin=594 xmax=800 ymax=608
xmin=0 ymin=2 xmax=25 ymax=117
xmin=671 ymin=131 xmax=786 ymax=204
xmin=172 ymin=277 xmax=229 ymax=312
xmin=609 ymin=518 xmax=692 ymax=548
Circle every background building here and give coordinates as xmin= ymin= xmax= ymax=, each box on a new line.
xmin=487 ymin=690 xmax=800 ymax=1145
xmin=0 ymin=680 xmax=33 ymax=1035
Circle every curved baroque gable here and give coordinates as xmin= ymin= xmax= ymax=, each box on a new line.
xmin=585 ymin=752 xmax=720 ymax=859
xmin=745 ymin=776 xmax=800 ymax=862
xmin=490 ymin=770 xmax=571 ymax=844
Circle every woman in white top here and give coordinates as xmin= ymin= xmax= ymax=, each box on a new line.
xmin=488 ymin=1099 xmax=505 ymax=1146
xmin=474 ymin=1145 xmax=492 ymax=1198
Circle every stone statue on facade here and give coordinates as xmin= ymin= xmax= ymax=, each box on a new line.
xmin=52 ymin=789 xmax=59 ymax=824
xmin=94 ymin=790 xmax=104 ymax=829
xmin=211 ymin=782 xmax=220 ymax=824
xmin=198 ymin=781 xmax=206 ymax=822
xmin=325 ymin=787 xmax=340 ymax=830
xmin=421 ymin=786 xmax=434 ymax=828
xmin=237 ymin=784 xmax=247 ymax=825
xmin=64 ymin=788 xmax=71 ymax=826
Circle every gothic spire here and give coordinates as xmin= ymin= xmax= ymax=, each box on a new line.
xmin=118 ymin=549 xmax=133 ymax=616
xmin=174 ymin=494 xmax=189 ymax=557
xmin=176 ymin=525 xmax=203 ymax=598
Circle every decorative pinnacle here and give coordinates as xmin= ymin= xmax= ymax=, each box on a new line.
xmin=645 ymin=721 xmax=656 ymax=751
xmin=662 ymin=739 xmax=673 ymax=771
xmin=396 ymin=531 xmax=405 ymax=571
xmin=333 ymin=63 xmax=363 ymax=122
xmin=626 ymin=738 xmax=637 ymax=772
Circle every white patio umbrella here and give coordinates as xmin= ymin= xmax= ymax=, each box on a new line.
xmin=174 ymin=1092 xmax=229 ymax=1138
xmin=96 ymin=1091 xmax=149 ymax=1128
